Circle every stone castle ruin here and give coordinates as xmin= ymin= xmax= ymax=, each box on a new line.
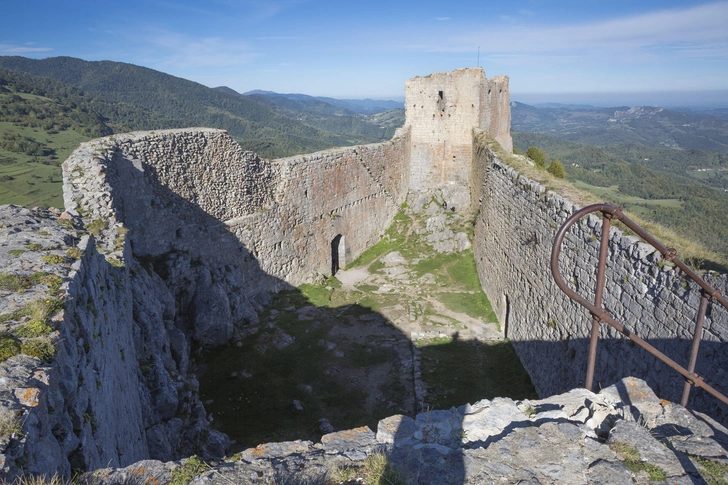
xmin=0 ymin=68 xmax=726 ymax=483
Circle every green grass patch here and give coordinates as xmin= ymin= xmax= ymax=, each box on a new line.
xmin=610 ymin=442 xmax=667 ymax=481
xmin=356 ymin=284 xmax=379 ymax=293
xmin=415 ymin=336 xmax=453 ymax=347
xmin=350 ymin=237 xmax=400 ymax=267
xmin=0 ymin=122 xmax=89 ymax=209
xmin=299 ymin=283 xmax=333 ymax=307
xmin=572 ymin=181 xmax=683 ymax=209
xmin=170 ymin=456 xmax=207 ymax=485
xmin=21 ymin=338 xmax=56 ymax=362
xmin=0 ymin=273 xmax=33 ymax=292
xmin=0 ymin=334 xmax=21 ymax=362
xmin=85 ymin=218 xmax=107 ymax=236
xmin=413 ymin=252 xmax=460 ymax=277
xmin=29 ymin=272 xmax=64 ymax=294
xmin=368 ymin=260 xmax=385 ymax=273
xmin=446 ymin=251 xmax=483 ymax=291
xmin=41 ymin=254 xmax=65 ymax=265
xmin=325 ymin=276 xmax=342 ymax=289
xmin=65 ymin=247 xmax=83 ymax=259
xmin=692 ymin=456 xmax=728 ymax=485
xmin=440 ymin=291 xmax=497 ymax=322
xmin=7 ymin=249 xmax=25 ymax=257
xmin=2 ymin=298 xmax=62 ymax=330
xmin=0 ymin=414 xmax=21 ymax=439
xmin=13 ymin=320 xmax=53 ymax=338
xmin=349 ymin=215 xmax=407 ymax=268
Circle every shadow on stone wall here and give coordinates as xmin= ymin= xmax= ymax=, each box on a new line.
xmin=512 ymin=337 xmax=728 ymax=425
xmin=84 ymin=151 xmax=727 ymax=482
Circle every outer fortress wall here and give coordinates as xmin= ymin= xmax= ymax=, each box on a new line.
xmin=64 ymin=128 xmax=410 ymax=290
xmin=471 ymin=132 xmax=728 ymax=422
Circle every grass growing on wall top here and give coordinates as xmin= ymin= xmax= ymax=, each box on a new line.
xmin=479 ymin=132 xmax=728 ymax=271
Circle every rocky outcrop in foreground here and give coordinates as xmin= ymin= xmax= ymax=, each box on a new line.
xmin=85 ymin=377 xmax=728 ymax=485
xmin=0 ymin=205 xmax=225 ymax=479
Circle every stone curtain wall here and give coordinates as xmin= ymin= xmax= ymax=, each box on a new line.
xmin=64 ymin=128 xmax=409 ymax=289
xmin=237 ymin=128 xmax=410 ymax=282
xmin=472 ymin=135 xmax=728 ymax=422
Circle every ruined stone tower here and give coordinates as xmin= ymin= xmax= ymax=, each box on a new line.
xmin=404 ymin=68 xmax=512 ymax=200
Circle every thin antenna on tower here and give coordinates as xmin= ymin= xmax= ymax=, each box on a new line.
xmin=477 ymin=46 xmax=480 ymax=67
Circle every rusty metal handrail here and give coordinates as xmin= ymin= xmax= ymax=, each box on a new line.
xmin=551 ymin=203 xmax=728 ymax=407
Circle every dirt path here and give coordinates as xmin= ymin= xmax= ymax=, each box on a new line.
xmin=335 ymin=266 xmax=369 ymax=290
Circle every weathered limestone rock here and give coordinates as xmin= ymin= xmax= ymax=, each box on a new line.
xmin=82 ymin=378 xmax=728 ymax=485
xmin=0 ymin=205 xmax=225 ymax=480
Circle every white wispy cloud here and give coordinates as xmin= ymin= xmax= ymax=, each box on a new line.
xmin=116 ymin=29 xmax=259 ymax=69
xmin=422 ymin=2 xmax=728 ymax=61
xmin=0 ymin=43 xmax=53 ymax=55
xmin=435 ymin=17 xmax=450 ymax=21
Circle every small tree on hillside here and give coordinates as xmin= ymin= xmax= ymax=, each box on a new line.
xmin=526 ymin=146 xmax=546 ymax=168
xmin=547 ymin=159 xmax=566 ymax=179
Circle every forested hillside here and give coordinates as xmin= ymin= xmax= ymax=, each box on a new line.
xmin=513 ymin=131 xmax=728 ymax=265
xmin=0 ymin=56 xmax=392 ymax=159
xmin=0 ymin=56 xmax=405 ymax=208
xmin=241 ymin=93 xmax=398 ymax=140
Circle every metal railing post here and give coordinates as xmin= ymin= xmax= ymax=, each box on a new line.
xmin=551 ymin=202 xmax=728 ymax=408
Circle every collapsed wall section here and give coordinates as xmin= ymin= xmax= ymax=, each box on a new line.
xmin=471 ymin=133 xmax=728 ymax=422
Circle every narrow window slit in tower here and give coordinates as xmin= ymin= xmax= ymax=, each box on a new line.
xmin=438 ymin=91 xmax=443 ymax=100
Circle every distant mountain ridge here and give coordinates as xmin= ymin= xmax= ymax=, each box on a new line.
xmin=214 ymin=86 xmax=404 ymax=140
xmin=239 ymin=89 xmax=404 ymax=114
xmin=511 ymin=100 xmax=728 ymax=154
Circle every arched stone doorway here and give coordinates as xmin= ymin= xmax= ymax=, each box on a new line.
xmin=331 ymin=234 xmax=344 ymax=276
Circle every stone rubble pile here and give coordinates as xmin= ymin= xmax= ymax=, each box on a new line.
xmin=84 ymin=377 xmax=728 ymax=485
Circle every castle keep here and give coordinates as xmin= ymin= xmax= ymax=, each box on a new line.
xmin=0 ymin=68 xmax=726 ymax=482
xmin=406 ymin=69 xmax=511 ymax=197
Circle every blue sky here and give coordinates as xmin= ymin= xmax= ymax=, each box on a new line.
xmin=2 ymin=0 xmax=728 ymax=105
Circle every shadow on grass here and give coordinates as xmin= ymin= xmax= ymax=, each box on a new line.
xmin=194 ymin=285 xmax=537 ymax=453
